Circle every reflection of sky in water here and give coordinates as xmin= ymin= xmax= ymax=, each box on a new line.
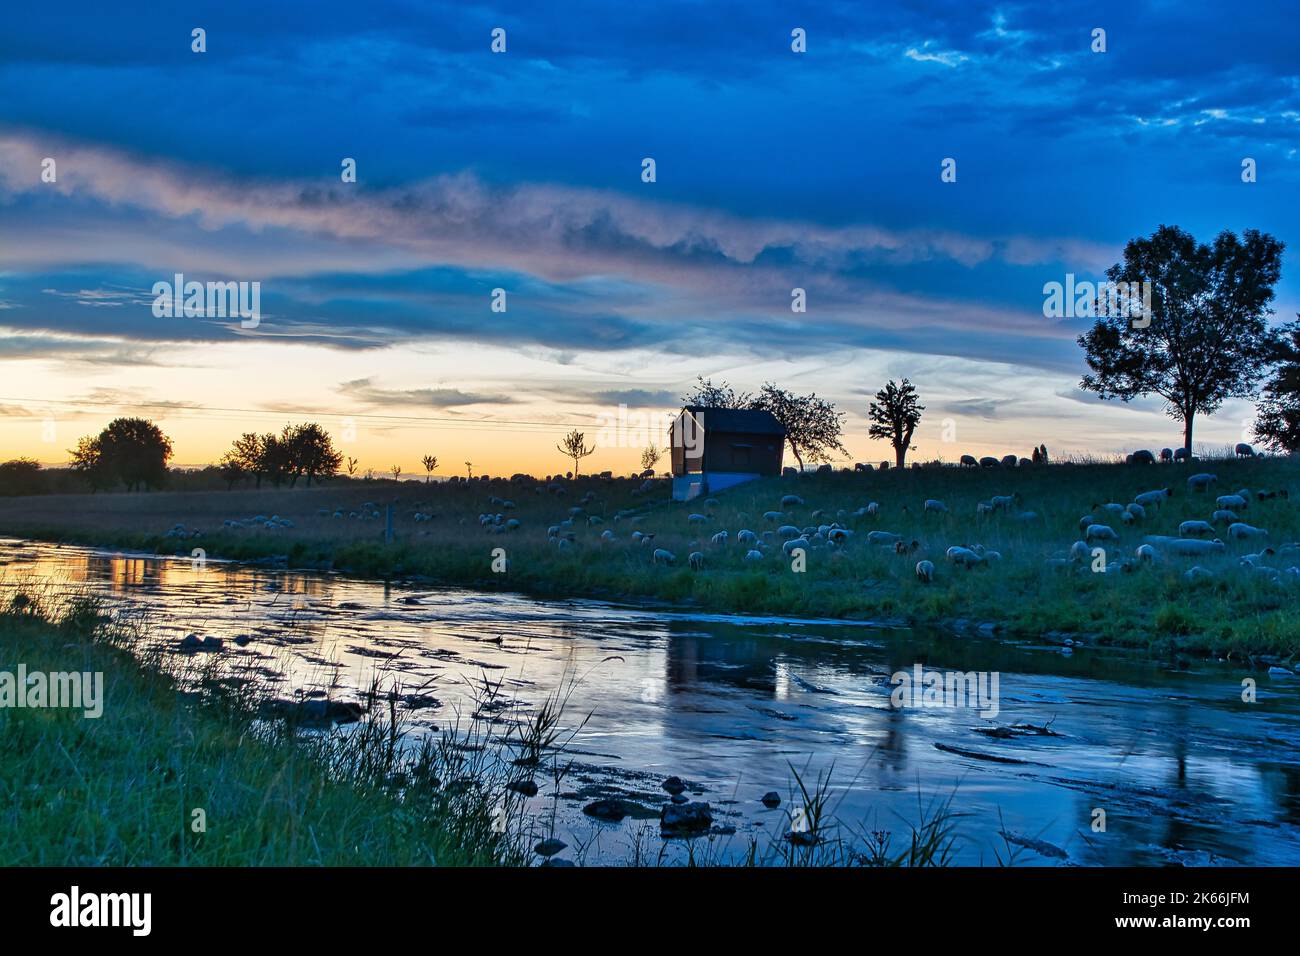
xmin=3 ymin=537 xmax=1299 ymax=867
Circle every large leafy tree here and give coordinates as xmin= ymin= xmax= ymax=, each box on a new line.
xmin=752 ymin=383 xmax=847 ymax=470
xmin=70 ymin=417 xmax=173 ymax=491
xmin=1253 ymin=316 xmax=1300 ymax=453
xmin=1077 ymin=225 xmax=1284 ymax=454
xmin=867 ymin=379 xmax=925 ymax=469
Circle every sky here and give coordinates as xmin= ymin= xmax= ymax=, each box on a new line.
xmin=1 ymin=1 xmax=1297 ymax=476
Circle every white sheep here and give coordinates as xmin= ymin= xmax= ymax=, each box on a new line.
xmin=689 ymin=551 xmax=704 ymax=571
xmin=867 ymin=531 xmax=902 ymax=546
xmin=1211 ymin=509 xmax=1239 ymax=525
xmin=1079 ymin=515 xmax=1095 ymax=532
xmin=976 ymin=502 xmax=993 ymax=516
xmin=763 ymin=511 xmax=785 ymax=522
xmin=827 ymin=528 xmax=853 ymax=545
xmin=923 ymin=499 xmax=948 ymax=514
xmin=915 ymin=560 xmax=935 ymax=583
xmin=1085 ymin=524 xmax=1118 ymax=541
xmin=1178 ymin=520 xmax=1214 ymax=537
xmin=782 ymin=537 xmax=810 ymax=556
xmin=777 ymin=524 xmax=802 ymax=539
xmin=990 ymin=494 xmax=1020 ymax=512
xmin=781 ymin=495 xmax=804 ymax=508
xmin=711 ymin=530 xmax=729 ymax=546
xmin=945 ymin=546 xmax=985 ymax=568
xmin=1069 ymin=540 xmax=1091 ymax=562
xmin=1187 ymin=473 xmax=1217 ymax=492
xmin=1165 ymin=538 xmax=1226 ymax=556
xmin=688 ymin=513 xmax=709 ymax=524
xmin=652 ymin=548 xmax=677 ymax=566
xmin=1134 ymin=489 xmax=1172 ymax=509
xmin=744 ymin=549 xmax=764 ymax=562
xmin=1126 ymin=503 xmax=1146 ymax=521
xmin=1135 ymin=544 xmax=1156 ymax=562
xmin=1228 ymin=522 xmax=1268 ymax=540
xmin=737 ymin=529 xmax=758 ymax=544
xmin=1216 ymin=494 xmax=1247 ymax=512
xmin=600 ymin=529 xmax=616 ymax=542
xmin=1184 ymin=565 xmax=1214 ymax=581
xmin=865 ymin=502 xmax=880 ymax=517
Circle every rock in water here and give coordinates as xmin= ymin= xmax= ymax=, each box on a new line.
xmin=583 ymin=798 xmax=633 ymax=822
xmin=661 ymin=802 xmax=712 ymax=833
xmin=508 ymin=780 xmax=540 ymax=797
xmin=661 ymin=775 xmax=687 ymax=795
xmin=761 ymin=791 xmax=781 ymax=808
xmin=534 ymin=838 xmax=567 ymax=858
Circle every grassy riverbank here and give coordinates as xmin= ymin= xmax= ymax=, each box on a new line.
xmin=0 ymin=594 xmax=522 ymax=866
xmin=1 ymin=455 xmax=1298 ymax=657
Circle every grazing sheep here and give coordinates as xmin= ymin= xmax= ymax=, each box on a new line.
xmin=737 ymin=529 xmax=758 ymax=544
xmin=600 ymin=529 xmax=616 ymax=542
xmin=827 ymin=528 xmax=853 ymax=545
xmin=781 ymin=495 xmax=804 ymax=508
xmin=979 ymin=456 xmax=1000 ymax=468
xmin=1078 ymin=515 xmax=1095 ymax=532
xmin=1129 ymin=449 xmax=1156 ymax=465
xmin=1228 ymin=522 xmax=1268 ymax=540
xmin=1164 ymin=538 xmax=1226 ymax=557
xmin=915 ymin=560 xmax=935 ymax=583
xmin=763 ymin=511 xmax=785 ymax=522
xmin=1187 ymin=473 xmax=1217 ymax=492
xmin=630 ymin=530 xmax=644 ymax=542
xmin=1239 ymin=549 xmax=1275 ymax=567
xmin=1178 ymin=520 xmax=1215 ymax=537
xmin=1120 ymin=510 xmax=1135 ymax=525
xmin=689 ymin=551 xmax=704 ymax=571
xmin=1235 ymin=442 xmax=1256 ymax=458
xmin=973 ymin=544 xmax=1002 ymax=562
xmin=1216 ymin=494 xmax=1247 ymax=512
xmin=1184 ymin=565 xmax=1214 ymax=581
xmin=945 ymin=546 xmax=985 ymax=567
xmin=711 ymin=530 xmax=729 ymax=546
xmin=1099 ymin=502 xmax=1125 ymax=515
xmin=1160 ymin=448 xmax=1173 ymax=463
xmin=990 ymin=493 xmax=1020 ymax=512
xmin=1135 ymin=544 xmax=1156 ymax=563
xmin=866 ymin=502 xmax=880 ymax=517
xmin=1069 ymin=540 xmax=1091 ymax=562
xmin=781 ymin=537 xmax=810 ymax=556
xmin=744 ymin=549 xmax=764 ymax=562
xmin=867 ymin=531 xmax=902 ymax=546
xmin=894 ymin=539 xmax=921 ymax=555
xmin=1174 ymin=448 xmax=1191 ymax=462
xmin=959 ymin=455 xmax=978 ymax=467
xmin=976 ymin=502 xmax=993 ymax=516
xmin=778 ymin=524 xmax=802 ymax=539
xmin=652 ymin=548 xmax=677 ymax=566
xmin=923 ymin=499 xmax=949 ymax=514
xmin=1134 ymin=488 xmax=1173 ymax=509
xmin=1000 ymin=454 xmax=1018 ymax=467
xmin=1086 ymin=524 xmax=1118 ymax=542
xmin=1211 ymin=509 xmax=1239 ymax=525
xmin=1125 ymin=503 xmax=1146 ymax=521
xmin=506 ymin=518 xmax=521 ymax=531
xmin=687 ymin=513 xmax=709 ymax=524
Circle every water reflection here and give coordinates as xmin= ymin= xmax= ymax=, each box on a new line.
xmin=2 ymin=538 xmax=1298 ymax=866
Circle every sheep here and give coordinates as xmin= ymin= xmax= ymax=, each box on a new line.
xmin=1178 ymin=520 xmax=1215 ymax=537
xmin=687 ymin=513 xmax=709 ymax=524
xmin=1134 ymin=488 xmax=1173 ymax=509
xmin=865 ymin=502 xmax=880 ymax=517
xmin=744 ymin=549 xmax=764 ymax=562
xmin=762 ymin=511 xmax=785 ymax=522
xmin=1078 ymin=515 xmax=1095 ymax=532
xmin=973 ymin=544 xmax=1002 ymax=562
xmin=1174 ymin=448 xmax=1191 ymax=462
xmin=1160 ymin=448 xmax=1174 ymax=463
xmin=894 ymin=539 xmax=920 ymax=555
xmin=1211 ymin=509 xmax=1239 ymax=526
xmin=640 ymin=533 xmax=657 ymax=546
xmin=1121 ymin=510 xmax=1135 ymax=525
xmin=1125 ymin=503 xmax=1146 ymax=521
xmin=976 ymin=502 xmax=993 ymax=516
xmin=959 ymin=455 xmax=978 ymax=467
xmin=1228 ymin=522 xmax=1268 ymax=540
xmin=989 ymin=494 xmax=1020 ymax=512
xmin=781 ymin=495 xmax=804 ymax=508
xmin=1099 ymin=503 xmax=1126 ymax=515
xmin=827 ymin=528 xmax=853 ymax=545
xmin=1129 ymin=449 xmax=1156 ymax=465
xmin=915 ymin=560 xmax=935 ymax=583
xmin=737 ymin=529 xmax=758 ymax=544
xmin=1000 ymin=454 xmax=1018 ymax=467
xmin=652 ymin=548 xmax=677 ymax=566
xmin=1135 ymin=544 xmax=1156 ymax=563
xmin=781 ymin=537 xmax=810 ymax=556
xmin=777 ymin=524 xmax=802 ymax=539
xmin=1069 ymin=540 xmax=1091 ymax=562
xmin=945 ymin=546 xmax=985 ymax=568
xmin=505 ymin=518 xmax=521 ymax=531
xmin=1164 ymin=538 xmax=1226 ymax=557
xmin=630 ymin=530 xmax=643 ymax=542
xmin=1184 ymin=565 xmax=1214 ymax=581
xmin=600 ymin=529 xmax=616 ymax=542
xmin=711 ymin=530 xmax=729 ymax=546
xmin=923 ymin=499 xmax=948 ymax=514
xmin=867 ymin=531 xmax=902 ymax=546
xmin=1187 ymin=473 xmax=1217 ymax=492
xmin=1085 ymin=524 xmax=1118 ymax=542
xmin=1235 ymin=442 xmax=1256 ymax=458
xmin=689 ymin=551 xmax=704 ymax=571
xmin=1216 ymin=494 xmax=1247 ymax=512
xmin=979 ymin=456 xmax=1000 ymax=468
xmin=1239 ymin=549 xmax=1275 ymax=568
xmin=587 ymin=515 xmax=603 ymax=525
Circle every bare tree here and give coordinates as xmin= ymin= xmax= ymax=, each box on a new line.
xmin=346 ymin=456 xmax=358 ymax=477
xmin=421 ymin=454 xmax=438 ymax=482
xmin=557 ymin=429 xmax=596 ymax=475
xmin=389 ymin=464 xmax=402 ymax=481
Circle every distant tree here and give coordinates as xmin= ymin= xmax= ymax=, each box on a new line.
xmin=681 ymin=376 xmax=752 ymax=409
xmin=465 ymin=461 xmax=473 ymax=480
xmin=639 ymin=443 xmax=662 ymax=473
xmin=1078 ymin=225 xmax=1284 ymax=454
xmin=1253 ymin=316 xmax=1300 ymax=453
xmin=346 ymin=456 xmax=358 ymax=477
xmin=752 ymin=383 xmax=847 ymax=470
xmin=867 ymin=379 xmax=925 ymax=469
xmin=219 ymin=432 xmax=263 ymax=489
xmin=70 ymin=418 xmax=173 ymax=491
xmin=284 ymin=423 xmax=343 ymax=487
xmin=557 ymin=429 xmax=595 ymax=475
xmin=421 ymin=454 xmax=438 ymax=482
xmin=257 ymin=432 xmax=293 ymax=487
xmin=0 ymin=458 xmax=45 ymax=496
xmin=390 ymin=464 xmax=402 ymax=481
